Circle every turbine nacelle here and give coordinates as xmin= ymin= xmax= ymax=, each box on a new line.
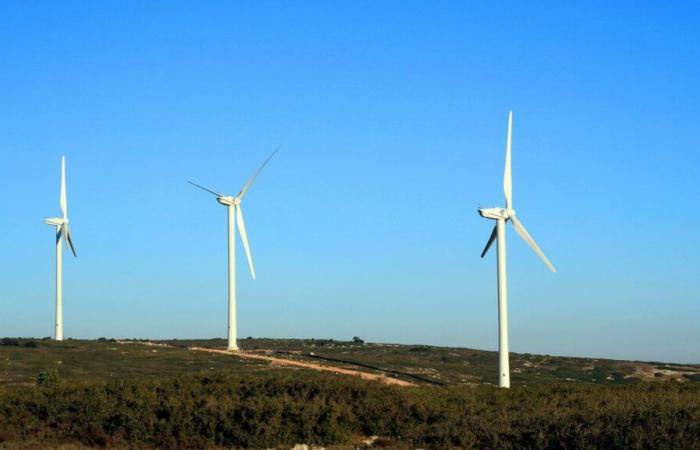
xmin=478 ymin=207 xmax=513 ymax=220
xmin=44 ymin=217 xmax=66 ymax=227
xmin=216 ymin=196 xmax=238 ymax=206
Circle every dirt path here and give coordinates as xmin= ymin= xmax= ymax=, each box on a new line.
xmin=189 ymin=347 xmax=416 ymax=387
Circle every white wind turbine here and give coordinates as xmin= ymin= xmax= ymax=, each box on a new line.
xmin=189 ymin=148 xmax=278 ymax=351
xmin=478 ymin=111 xmax=555 ymax=388
xmin=44 ymin=156 xmax=77 ymax=341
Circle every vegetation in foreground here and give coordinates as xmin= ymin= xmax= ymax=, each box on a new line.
xmin=0 ymin=370 xmax=698 ymax=449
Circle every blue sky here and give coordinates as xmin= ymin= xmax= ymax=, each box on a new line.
xmin=1 ymin=2 xmax=698 ymax=363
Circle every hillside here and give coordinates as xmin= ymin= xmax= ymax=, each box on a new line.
xmin=1 ymin=337 xmax=699 ymax=448
xmin=1 ymin=337 xmax=698 ymax=387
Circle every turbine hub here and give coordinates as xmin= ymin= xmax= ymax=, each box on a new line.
xmin=478 ymin=207 xmax=512 ymax=220
xmin=44 ymin=217 xmax=65 ymax=226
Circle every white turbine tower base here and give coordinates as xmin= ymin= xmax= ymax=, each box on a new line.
xmin=227 ymin=203 xmax=237 ymax=350
xmin=56 ymin=227 xmax=63 ymax=340
xmin=478 ymin=112 xmax=555 ymax=388
xmin=44 ymin=156 xmax=77 ymax=341
xmin=496 ymin=216 xmax=509 ymax=387
xmin=189 ymin=147 xmax=278 ymax=351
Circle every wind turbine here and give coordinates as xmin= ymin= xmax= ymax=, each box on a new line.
xmin=44 ymin=156 xmax=77 ymax=341
xmin=189 ymin=148 xmax=278 ymax=351
xmin=478 ymin=111 xmax=555 ymax=388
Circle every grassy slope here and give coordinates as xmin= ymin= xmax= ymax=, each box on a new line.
xmin=3 ymin=337 xmax=696 ymax=387
xmin=0 ymin=339 xmax=268 ymax=387
xmin=158 ymin=338 xmax=700 ymax=386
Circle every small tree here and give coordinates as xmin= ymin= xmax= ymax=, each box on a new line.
xmin=37 ymin=370 xmax=60 ymax=386
xmin=1 ymin=338 xmax=19 ymax=346
xmin=352 ymin=336 xmax=364 ymax=345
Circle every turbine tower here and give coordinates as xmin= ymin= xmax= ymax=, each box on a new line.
xmin=44 ymin=156 xmax=77 ymax=341
xmin=189 ymin=148 xmax=278 ymax=351
xmin=478 ymin=111 xmax=555 ymax=388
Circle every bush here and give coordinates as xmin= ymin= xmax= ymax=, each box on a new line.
xmin=0 ymin=372 xmax=698 ymax=448
xmin=409 ymin=346 xmax=431 ymax=352
xmin=23 ymin=341 xmax=38 ymax=348
xmin=37 ymin=370 xmax=60 ymax=386
xmin=0 ymin=338 xmax=19 ymax=347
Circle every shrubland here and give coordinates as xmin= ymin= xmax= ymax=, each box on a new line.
xmin=0 ymin=370 xmax=698 ymax=449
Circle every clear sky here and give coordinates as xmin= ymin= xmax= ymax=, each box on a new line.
xmin=1 ymin=2 xmax=698 ymax=363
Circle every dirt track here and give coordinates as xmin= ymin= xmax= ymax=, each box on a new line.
xmin=188 ymin=346 xmax=416 ymax=387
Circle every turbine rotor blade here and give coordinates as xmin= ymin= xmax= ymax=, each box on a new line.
xmin=509 ymin=215 xmax=555 ymax=272
xmin=187 ymin=181 xmax=224 ymax=197
xmin=56 ymin=225 xmax=63 ymax=245
xmin=481 ymin=225 xmax=498 ymax=258
xmin=504 ymin=111 xmax=513 ymax=210
xmin=235 ymin=204 xmax=256 ymax=279
xmin=237 ymin=146 xmax=279 ymax=200
xmin=60 ymin=156 xmax=67 ymax=218
xmin=64 ymin=224 xmax=77 ymax=257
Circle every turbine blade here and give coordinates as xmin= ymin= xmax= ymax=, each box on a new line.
xmin=64 ymin=224 xmax=77 ymax=257
xmin=187 ymin=180 xmax=224 ymax=197
xmin=235 ymin=204 xmax=256 ymax=279
xmin=510 ymin=215 xmax=555 ymax=272
xmin=237 ymin=146 xmax=279 ymax=199
xmin=60 ymin=156 xmax=67 ymax=218
xmin=481 ymin=225 xmax=498 ymax=258
xmin=56 ymin=225 xmax=63 ymax=245
xmin=503 ymin=111 xmax=513 ymax=210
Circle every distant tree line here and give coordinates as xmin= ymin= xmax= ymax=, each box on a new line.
xmin=1 ymin=338 xmax=37 ymax=348
xmin=0 ymin=371 xmax=698 ymax=448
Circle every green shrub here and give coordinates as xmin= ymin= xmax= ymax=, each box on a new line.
xmin=0 ymin=372 xmax=698 ymax=448
xmin=0 ymin=338 xmax=19 ymax=347
xmin=37 ymin=370 xmax=60 ymax=386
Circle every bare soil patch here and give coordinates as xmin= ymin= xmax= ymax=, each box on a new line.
xmin=189 ymin=347 xmax=417 ymax=387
